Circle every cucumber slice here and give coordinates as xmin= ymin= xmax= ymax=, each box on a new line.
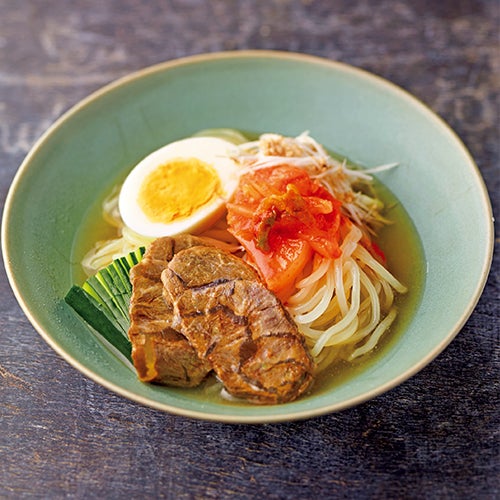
xmin=64 ymin=247 xmax=145 ymax=362
xmin=65 ymin=285 xmax=132 ymax=361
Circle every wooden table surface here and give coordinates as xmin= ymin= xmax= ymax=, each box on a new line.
xmin=1 ymin=1 xmax=498 ymax=498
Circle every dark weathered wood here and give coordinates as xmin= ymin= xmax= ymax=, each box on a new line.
xmin=1 ymin=1 xmax=498 ymax=498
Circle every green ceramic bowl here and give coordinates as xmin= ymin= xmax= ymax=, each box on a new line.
xmin=2 ymin=51 xmax=493 ymax=423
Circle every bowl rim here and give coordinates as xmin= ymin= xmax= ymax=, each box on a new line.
xmin=2 ymin=50 xmax=494 ymax=423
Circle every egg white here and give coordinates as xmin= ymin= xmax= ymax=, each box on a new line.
xmin=118 ymin=137 xmax=240 ymax=238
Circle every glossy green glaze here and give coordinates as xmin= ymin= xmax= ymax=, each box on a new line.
xmin=2 ymin=51 xmax=493 ymax=422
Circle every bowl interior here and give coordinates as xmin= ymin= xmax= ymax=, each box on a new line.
xmin=3 ymin=52 xmax=493 ymax=422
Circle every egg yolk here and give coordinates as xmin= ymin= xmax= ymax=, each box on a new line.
xmin=138 ymin=158 xmax=221 ymax=223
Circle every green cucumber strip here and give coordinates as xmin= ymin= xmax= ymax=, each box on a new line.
xmin=83 ymin=276 xmax=129 ymax=334
xmin=113 ymin=256 xmax=136 ymax=292
xmin=65 ymin=247 xmax=145 ymax=361
xmin=96 ymin=266 xmax=130 ymax=317
xmin=65 ymin=285 xmax=132 ymax=362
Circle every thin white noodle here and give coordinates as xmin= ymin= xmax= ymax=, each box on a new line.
xmin=122 ymin=226 xmax=154 ymax=247
xmin=322 ymin=317 xmax=359 ymax=347
xmin=349 ymin=308 xmax=398 ymax=359
xmin=316 ymin=351 xmax=340 ymax=372
xmin=356 ymin=266 xmax=381 ymax=337
xmin=287 ymin=257 xmax=329 ymax=307
xmin=308 ymin=273 xmax=385 ymax=347
xmin=299 ymin=324 xmax=326 ymax=340
xmin=286 ymin=283 xmax=318 ymax=307
xmin=293 ymin=261 xmax=335 ymax=323
xmin=290 ymin=284 xmax=327 ymax=316
xmin=332 ymin=224 xmax=362 ymax=316
xmin=309 ymin=293 xmax=342 ymax=328
xmin=295 ymin=257 xmax=330 ymax=288
xmin=82 ymin=239 xmax=125 ymax=275
xmin=196 ymin=236 xmax=241 ymax=253
xmin=353 ymin=246 xmax=407 ymax=293
xmin=334 ymin=259 xmax=349 ymax=316
xmin=379 ymin=278 xmax=394 ymax=309
xmin=290 ymin=233 xmax=403 ymax=361
xmin=310 ymin=262 xmax=360 ymax=357
xmin=341 ymin=228 xmax=362 ymax=259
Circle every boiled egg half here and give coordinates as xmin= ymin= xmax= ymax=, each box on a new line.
xmin=119 ymin=137 xmax=240 ymax=238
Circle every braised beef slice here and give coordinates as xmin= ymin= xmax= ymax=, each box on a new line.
xmin=128 ymin=236 xmax=212 ymax=387
xmin=162 ymin=246 xmax=314 ymax=404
